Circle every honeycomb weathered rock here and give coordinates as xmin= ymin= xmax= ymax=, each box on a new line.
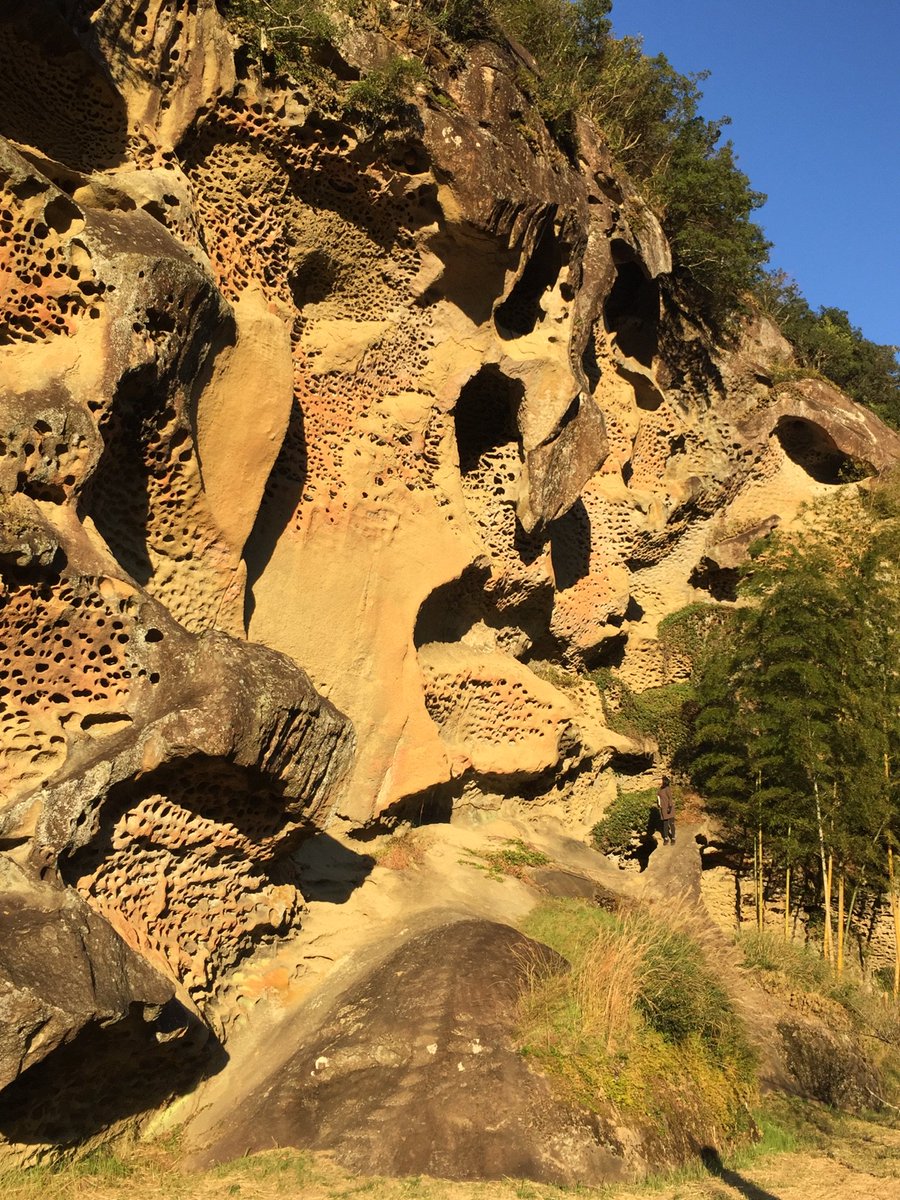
xmin=1 ymin=0 xmax=900 ymax=1151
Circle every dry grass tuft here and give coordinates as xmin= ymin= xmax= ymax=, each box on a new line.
xmin=375 ymin=830 xmax=429 ymax=871
xmin=575 ymin=919 xmax=647 ymax=1052
xmin=518 ymin=898 xmax=757 ymax=1151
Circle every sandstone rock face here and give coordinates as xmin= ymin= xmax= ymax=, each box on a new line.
xmin=0 ymin=0 xmax=354 ymax=1149
xmin=3 ymin=0 xmax=882 ymax=826
xmin=1 ymin=0 xmax=898 ymax=1158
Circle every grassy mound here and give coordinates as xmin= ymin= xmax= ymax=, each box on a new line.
xmin=738 ymin=929 xmax=900 ymax=1110
xmin=519 ymin=899 xmax=758 ymax=1165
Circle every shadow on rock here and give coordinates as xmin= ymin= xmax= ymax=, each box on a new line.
xmin=618 ymin=806 xmax=663 ymax=872
xmin=0 ymin=998 xmax=226 ymax=1151
xmin=293 ymin=833 xmax=376 ymax=903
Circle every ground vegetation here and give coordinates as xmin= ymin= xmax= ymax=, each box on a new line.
xmin=518 ymin=898 xmax=757 ymax=1160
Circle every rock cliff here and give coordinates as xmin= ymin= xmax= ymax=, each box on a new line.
xmin=1 ymin=0 xmax=898 ymax=1169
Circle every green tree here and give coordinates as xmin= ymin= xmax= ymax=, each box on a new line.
xmin=686 ymin=485 xmax=900 ymax=965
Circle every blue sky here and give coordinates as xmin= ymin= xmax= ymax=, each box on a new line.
xmin=609 ymin=0 xmax=900 ymax=348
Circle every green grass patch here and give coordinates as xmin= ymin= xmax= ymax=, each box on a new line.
xmin=462 ymin=838 xmax=550 ymax=881
xmin=519 ymin=899 xmax=758 ymax=1158
xmin=69 ymin=1147 xmax=134 ymax=1179
xmin=213 ymin=1148 xmax=317 ymax=1182
xmin=521 ymin=895 xmax=615 ymax=961
xmin=738 ymin=928 xmax=832 ymax=990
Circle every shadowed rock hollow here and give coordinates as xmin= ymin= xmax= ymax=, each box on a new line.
xmin=1 ymin=0 xmax=898 ymax=1177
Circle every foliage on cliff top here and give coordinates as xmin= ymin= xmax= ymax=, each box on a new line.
xmin=757 ymin=269 xmax=900 ymax=431
xmin=479 ymin=0 xmax=769 ymax=327
xmin=221 ymin=0 xmax=769 ymax=328
xmin=223 ymin=0 xmax=339 ymax=64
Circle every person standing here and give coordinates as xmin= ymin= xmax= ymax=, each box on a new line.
xmin=657 ymin=776 xmax=675 ymax=845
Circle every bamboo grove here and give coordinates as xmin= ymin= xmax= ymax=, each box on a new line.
xmin=675 ymin=474 xmax=900 ymax=991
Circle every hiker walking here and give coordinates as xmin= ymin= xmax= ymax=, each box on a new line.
xmin=657 ymin=776 xmax=675 ymax=845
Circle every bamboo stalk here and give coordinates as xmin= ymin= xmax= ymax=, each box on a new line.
xmin=753 ymin=830 xmax=763 ymax=931
xmin=889 ymin=845 xmax=900 ymax=1002
xmin=845 ymin=877 xmax=864 ymax=971
xmin=830 ymin=854 xmax=840 ymax=964
xmin=784 ymin=824 xmax=792 ymax=942
xmin=814 ymin=775 xmax=834 ymax=964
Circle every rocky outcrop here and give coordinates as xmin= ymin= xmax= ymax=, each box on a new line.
xmin=3 ymin=0 xmax=889 ymax=826
xmin=1 ymin=0 xmax=898 ymax=1164
xmin=192 ymin=919 xmax=635 ymax=1186
xmin=0 ymin=1 xmax=355 ymax=1149
xmin=0 ymin=856 xmax=172 ymax=1092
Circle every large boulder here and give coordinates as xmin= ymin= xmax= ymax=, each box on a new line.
xmin=193 ymin=919 xmax=633 ymax=1186
xmin=0 ymin=857 xmax=172 ymax=1092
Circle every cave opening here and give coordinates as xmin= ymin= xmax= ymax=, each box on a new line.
xmin=414 ymin=563 xmax=491 ymax=648
xmin=774 ymin=417 xmax=874 ymax=484
xmin=549 ymin=499 xmax=591 ymax=591
xmin=494 ymin=217 xmax=564 ymax=340
xmin=603 ymin=241 xmax=659 ymax=367
xmin=288 ymin=249 xmax=339 ymax=307
xmin=454 ymin=365 xmax=524 ymax=475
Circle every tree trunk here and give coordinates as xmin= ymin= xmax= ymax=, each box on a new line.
xmin=837 ymin=870 xmax=845 ymax=978
xmin=753 ymin=835 xmax=763 ymax=926
xmin=784 ymin=823 xmax=792 ymax=941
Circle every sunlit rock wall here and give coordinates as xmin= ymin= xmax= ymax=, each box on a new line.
xmin=1 ymin=2 xmax=899 ymax=1118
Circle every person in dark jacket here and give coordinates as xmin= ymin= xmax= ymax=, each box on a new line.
xmin=657 ymin=776 xmax=675 ymax=844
